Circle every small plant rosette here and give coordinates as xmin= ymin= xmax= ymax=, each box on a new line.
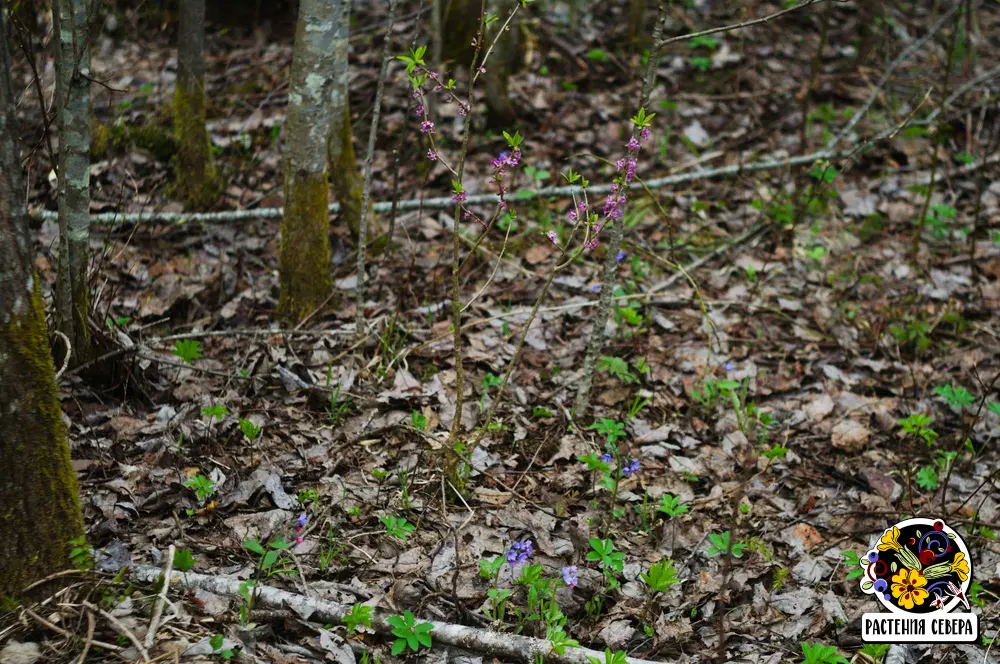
xmin=859 ymin=517 xmax=972 ymax=614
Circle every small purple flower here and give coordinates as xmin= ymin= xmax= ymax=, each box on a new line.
xmin=297 ymin=512 xmax=309 ymax=528
xmin=724 ymin=361 xmax=735 ymax=372
xmin=592 ymin=222 xmax=601 ymax=235
xmin=420 ymin=120 xmax=435 ymax=134
xmin=491 ymin=151 xmax=510 ymax=169
xmin=452 ymin=191 xmax=467 ymax=204
xmin=601 ymin=453 xmax=612 ymax=464
xmin=616 ymin=250 xmax=626 ymax=263
xmin=415 ymin=104 xmax=425 ymax=117
xmin=625 ymin=158 xmax=636 ymax=183
xmin=615 ymin=158 xmax=626 ymax=171
xmin=507 ymin=539 xmax=534 ymax=565
xmin=562 ymin=566 xmax=578 ymax=588
xmin=478 ymin=66 xmax=486 ymax=74
xmin=622 ymin=459 xmax=640 ymax=477
xmin=459 ymin=104 xmax=469 ymax=116
xmin=640 ymin=127 xmax=652 ymax=143
xmin=568 ymin=209 xmax=577 ymax=222
xmin=427 ymin=149 xmax=438 ymax=161
xmin=547 ymin=230 xmax=558 ymax=244
xmin=585 ymin=237 xmax=599 ymax=251
xmin=627 ymin=136 xmax=640 ymax=154
xmin=590 ymin=283 xmax=601 ymax=292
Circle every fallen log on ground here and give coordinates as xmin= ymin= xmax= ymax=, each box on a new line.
xmin=130 ymin=565 xmax=668 ymax=664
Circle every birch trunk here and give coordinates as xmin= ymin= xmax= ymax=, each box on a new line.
xmin=53 ymin=0 xmax=93 ymax=367
xmin=0 ymin=0 xmax=85 ymax=597
xmin=175 ymin=0 xmax=218 ymax=208
xmin=279 ymin=0 xmax=339 ymax=322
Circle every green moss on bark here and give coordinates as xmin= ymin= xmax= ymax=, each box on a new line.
xmin=328 ymin=104 xmax=385 ymax=252
xmin=279 ymin=171 xmax=333 ymax=323
xmin=174 ymin=81 xmax=219 ymax=209
xmin=0 ymin=278 xmax=85 ymax=598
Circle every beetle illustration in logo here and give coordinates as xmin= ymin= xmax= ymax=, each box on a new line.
xmin=859 ymin=517 xmax=971 ymax=614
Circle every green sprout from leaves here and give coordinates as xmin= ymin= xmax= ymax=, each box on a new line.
xmin=172 ymin=339 xmax=203 ymax=363
xmin=380 ymin=515 xmax=416 ymax=541
xmin=344 ymin=602 xmax=374 ymax=633
xmin=706 ymin=531 xmax=746 ymax=558
xmin=386 ymin=611 xmax=434 ymax=655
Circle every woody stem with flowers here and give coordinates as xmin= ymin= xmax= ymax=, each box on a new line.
xmin=573 ymin=2 xmax=669 ymax=421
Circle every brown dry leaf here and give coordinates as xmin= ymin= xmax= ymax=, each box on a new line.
xmin=830 ymin=419 xmax=871 ymax=452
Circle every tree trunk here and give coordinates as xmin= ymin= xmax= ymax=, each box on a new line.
xmin=279 ymin=0 xmax=338 ymax=322
xmin=326 ymin=0 xmax=381 ymax=244
xmin=442 ymin=0 xmax=520 ymax=128
xmin=175 ymin=0 xmax=219 ymax=208
xmin=53 ymin=0 xmax=94 ymax=367
xmin=0 ymin=0 xmax=85 ymax=598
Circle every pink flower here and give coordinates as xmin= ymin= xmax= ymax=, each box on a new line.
xmin=427 ymin=149 xmax=438 ymax=161
xmin=627 ymin=136 xmax=640 ymax=153
xmin=415 ymin=104 xmax=424 ymax=117
xmin=640 ymin=127 xmax=652 ymax=142
xmin=420 ymin=120 xmax=435 ymax=134
xmin=547 ymin=230 xmax=558 ymax=244
xmin=585 ymin=237 xmax=599 ymax=251
xmin=295 ymin=536 xmax=304 ymax=545
xmin=453 ymin=191 xmax=468 ymax=204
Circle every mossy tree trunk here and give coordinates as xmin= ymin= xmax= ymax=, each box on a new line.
xmin=279 ymin=0 xmax=339 ymax=322
xmin=53 ymin=0 xmax=94 ymax=367
xmin=0 ymin=0 xmax=85 ymax=598
xmin=175 ymin=0 xmax=219 ymax=208
xmin=326 ymin=0 xmax=380 ymax=243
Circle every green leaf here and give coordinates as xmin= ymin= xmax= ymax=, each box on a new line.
xmin=210 ymin=634 xmax=224 ymax=652
xmin=244 ymin=538 xmax=266 ymax=556
xmin=172 ymin=339 xmax=203 ymax=363
xmin=173 ymin=548 xmax=194 ymax=572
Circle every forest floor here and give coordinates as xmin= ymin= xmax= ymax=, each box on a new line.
xmin=4 ymin=1 xmax=1000 ymax=663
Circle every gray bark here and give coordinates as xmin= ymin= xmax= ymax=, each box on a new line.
xmin=53 ymin=0 xmax=93 ymax=364
xmin=178 ymin=0 xmax=206 ymax=88
xmin=278 ymin=0 xmax=342 ymax=320
xmin=0 ymin=0 xmax=31 ymax=317
xmin=326 ymin=0 xmax=351 ymax=169
xmin=287 ymin=0 xmax=341 ymax=183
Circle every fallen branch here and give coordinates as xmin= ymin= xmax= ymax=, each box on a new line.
xmin=129 ymin=565 xmax=669 ymax=664
xmin=26 ymin=149 xmax=846 ymax=225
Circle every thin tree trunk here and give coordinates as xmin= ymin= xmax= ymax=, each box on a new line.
xmin=175 ymin=0 xmax=218 ymax=208
xmin=0 ymin=0 xmax=85 ymax=597
xmin=279 ymin=0 xmax=339 ymax=322
xmin=53 ymin=0 xmax=93 ymax=367
xmin=327 ymin=0 xmax=381 ymax=244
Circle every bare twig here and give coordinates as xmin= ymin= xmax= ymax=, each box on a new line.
xmin=656 ymin=0 xmax=837 ymax=49
xmin=143 ymin=543 xmax=175 ymax=649
xmin=53 ymin=329 xmax=72 ymax=381
xmin=827 ymin=3 xmax=962 ymax=151
xmin=76 ymin=610 xmax=95 ymax=664
xmin=355 ymin=0 xmax=401 ymax=340
xmin=22 ymin=607 xmax=125 ymax=657
xmin=82 ymin=600 xmax=151 ymax=663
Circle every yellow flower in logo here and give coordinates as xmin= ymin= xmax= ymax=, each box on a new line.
xmin=891 ymin=568 xmax=929 ymax=610
xmin=878 ymin=526 xmax=902 ymax=552
xmin=949 ymin=552 xmax=969 ymax=582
